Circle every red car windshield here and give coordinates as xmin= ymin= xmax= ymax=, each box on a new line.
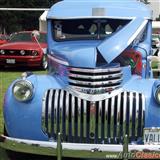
xmin=0 ymin=34 xmax=7 ymax=40
xmin=9 ymin=32 xmax=46 ymax=43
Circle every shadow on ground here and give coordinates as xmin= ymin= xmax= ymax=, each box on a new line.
xmin=0 ymin=66 xmax=46 ymax=72
xmin=0 ymin=148 xmax=77 ymax=160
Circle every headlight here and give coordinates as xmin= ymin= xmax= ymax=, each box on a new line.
xmin=0 ymin=50 xmax=5 ymax=55
xmin=20 ymin=50 xmax=25 ymax=55
xmin=12 ymin=80 xmax=34 ymax=102
xmin=153 ymin=81 xmax=160 ymax=104
xmin=155 ymin=87 xmax=160 ymax=104
xmin=32 ymin=50 xmax=38 ymax=56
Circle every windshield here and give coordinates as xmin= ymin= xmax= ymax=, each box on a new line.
xmin=0 ymin=34 xmax=7 ymax=40
xmin=53 ymin=19 xmax=130 ymax=41
xmin=9 ymin=32 xmax=47 ymax=43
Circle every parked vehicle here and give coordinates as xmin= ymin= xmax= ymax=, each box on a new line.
xmin=1 ymin=0 xmax=160 ymax=159
xmin=0 ymin=31 xmax=48 ymax=69
xmin=152 ymin=33 xmax=160 ymax=49
xmin=0 ymin=34 xmax=9 ymax=45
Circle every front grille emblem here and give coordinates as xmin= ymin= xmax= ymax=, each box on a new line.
xmin=9 ymin=50 xmax=15 ymax=54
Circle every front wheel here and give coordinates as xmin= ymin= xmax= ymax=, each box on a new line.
xmin=41 ymin=55 xmax=48 ymax=70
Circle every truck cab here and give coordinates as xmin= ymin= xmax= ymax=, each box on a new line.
xmin=2 ymin=0 xmax=160 ymax=159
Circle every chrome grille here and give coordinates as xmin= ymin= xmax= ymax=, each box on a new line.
xmin=42 ymin=89 xmax=145 ymax=144
xmin=68 ymin=65 xmax=123 ymax=94
xmin=1 ymin=50 xmax=33 ymax=56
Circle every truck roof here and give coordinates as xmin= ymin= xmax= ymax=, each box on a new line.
xmin=47 ymin=0 xmax=152 ymax=20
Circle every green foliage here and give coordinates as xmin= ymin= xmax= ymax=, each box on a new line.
xmin=0 ymin=0 xmax=57 ymax=34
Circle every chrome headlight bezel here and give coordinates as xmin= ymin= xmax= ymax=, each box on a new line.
xmin=153 ymin=81 xmax=160 ymax=105
xmin=20 ymin=50 xmax=25 ymax=56
xmin=32 ymin=50 xmax=38 ymax=56
xmin=155 ymin=86 xmax=160 ymax=104
xmin=0 ymin=49 xmax=5 ymax=55
xmin=12 ymin=80 xmax=34 ymax=102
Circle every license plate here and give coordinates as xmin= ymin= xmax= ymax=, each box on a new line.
xmin=6 ymin=59 xmax=15 ymax=64
xmin=144 ymin=128 xmax=160 ymax=144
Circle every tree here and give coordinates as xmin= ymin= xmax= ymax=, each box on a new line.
xmin=0 ymin=0 xmax=57 ymax=34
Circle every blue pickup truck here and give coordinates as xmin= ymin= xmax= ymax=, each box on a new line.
xmin=1 ymin=0 xmax=160 ymax=159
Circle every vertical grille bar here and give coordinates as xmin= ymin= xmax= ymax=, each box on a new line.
xmin=137 ymin=94 xmax=143 ymax=137
xmin=104 ymin=99 xmax=108 ymax=143
xmin=125 ymin=92 xmax=130 ymax=136
xmin=142 ymin=94 xmax=145 ymax=136
xmin=86 ymin=101 xmax=90 ymax=143
xmin=80 ymin=99 xmax=83 ymax=142
xmin=131 ymin=92 xmax=136 ymax=141
xmin=74 ymin=96 xmax=78 ymax=142
xmin=51 ymin=90 xmax=56 ymax=138
xmin=119 ymin=92 xmax=124 ymax=143
xmin=113 ymin=95 xmax=118 ymax=143
xmin=62 ymin=90 xmax=66 ymax=140
xmin=101 ymin=100 xmax=105 ymax=143
xmin=107 ymin=98 xmax=111 ymax=143
xmin=45 ymin=90 xmax=50 ymax=135
xmin=95 ymin=101 xmax=99 ymax=144
xmin=68 ymin=93 xmax=72 ymax=142
xmin=56 ymin=90 xmax=61 ymax=134
xmin=48 ymin=90 xmax=53 ymax=136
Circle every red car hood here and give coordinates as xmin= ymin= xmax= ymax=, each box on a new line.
xmin=0 ymin=42 xmax=47 ymax=50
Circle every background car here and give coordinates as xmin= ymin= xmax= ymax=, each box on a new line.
xmin=0 ymin=31 xmax=48 ymax=69
xmin=0 ymin=34 xmax=9 ymax=45
xmin=152 ymin=33 xmax=160 ymax=49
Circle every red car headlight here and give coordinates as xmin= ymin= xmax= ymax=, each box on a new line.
xmin=0 ymin=49 xmax=5 ymax=55
xmin=32 ymin=50 xmax=38 ymax=56
xmin=20 ymin=50 xmax=25 ymax=55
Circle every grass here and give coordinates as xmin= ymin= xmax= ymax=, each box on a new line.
xmin=0 ymin=68 xmax=47 ymax=159
xmin=0 ymin=67 xmax=47 ymax=134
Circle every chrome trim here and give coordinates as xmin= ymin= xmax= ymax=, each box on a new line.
xmin=129 ymin=92 xmax=133 ymax=117
xmin=48 ymin=54 xmax=69 ymax=66
xmin=123 ymin=91 xmax=127 ymax=122
xmin=69 ymin=79 xmax=122 ymax=86
xmin=42 ymin=89 xmax=145 ymax=144
xmin=67 ymin=86 xmax=123 ymax=101
xmin=69 ymin=72 xmax=123 ymax=80
xmin=67 ymin=85 xmax=123 ymax=101
xmin=48 ymin=90 xmax=53 ymax=134
xmin=68 ymin=66 xmax=122 ymax=94
xmin=42 ymin=91 xmax=47 ymax=133
xmin=1 ymin=135 xmax=160 ymax=159
xmin=69 ymin=67 xmax=121 ymax=73
xmin=12 ymin=79 xmax=34 ymax=102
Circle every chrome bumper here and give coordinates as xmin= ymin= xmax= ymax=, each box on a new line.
xmin=1 ymin=134 xmax=160 ymax=159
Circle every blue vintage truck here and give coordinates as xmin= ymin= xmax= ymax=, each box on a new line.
xmin=1 ymin=0 xmax=160 ymax=159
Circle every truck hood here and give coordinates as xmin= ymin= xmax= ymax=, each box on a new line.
xmin=0 ymin=42 xmax=47 ymax=50
xmin=52 ymin=41 xmax=101 ymax=68
xmin=97 ymin=18 xmax=148 ymax=63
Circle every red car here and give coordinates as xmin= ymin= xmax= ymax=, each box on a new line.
xmin=0 ymin=34 xmax=8 ymax=45
xmin=0 ymin=31 xmax=48 ymax=69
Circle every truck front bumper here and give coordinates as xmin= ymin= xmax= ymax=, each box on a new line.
xmin=1 ymin=134 xmax=160 ymax=159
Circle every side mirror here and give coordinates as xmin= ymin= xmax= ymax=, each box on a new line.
xmin=31 ymin=30 xmax=40 ymax=41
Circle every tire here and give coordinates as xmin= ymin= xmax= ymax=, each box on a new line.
xmin=0 ymin=65 xmax=4 ymax=70
xmin=41 ymin=55 xmax=48 ymax=70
